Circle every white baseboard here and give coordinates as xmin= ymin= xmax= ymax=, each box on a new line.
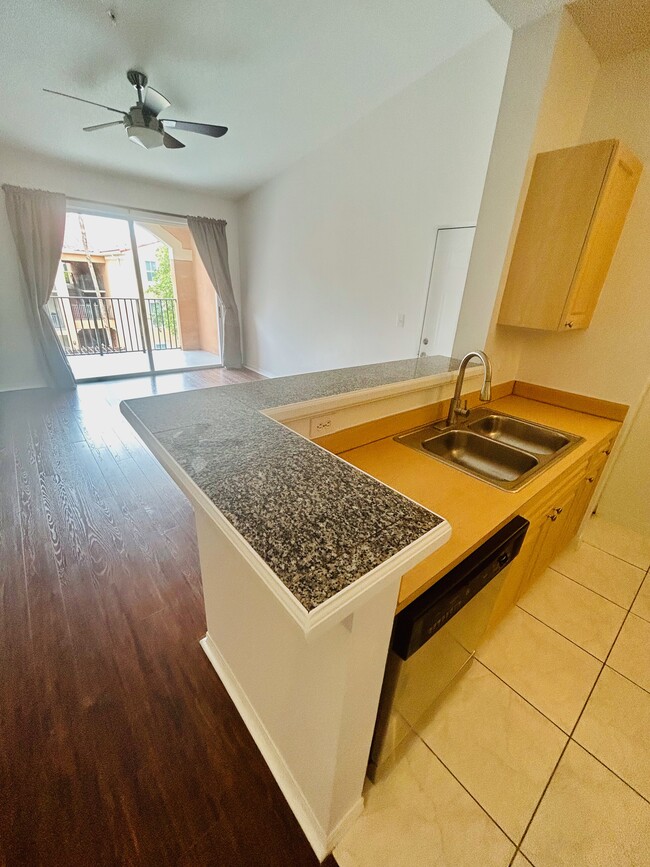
xmin=200 ymin=633 xmax=360 ymax=861
xmin=243 ymin=362 xmax=276 ymax=378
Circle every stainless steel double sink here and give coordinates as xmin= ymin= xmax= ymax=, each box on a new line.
xmin=395 ymin=408 xmax=583 ymax=491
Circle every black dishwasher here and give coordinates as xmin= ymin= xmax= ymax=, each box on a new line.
xmin=369 ymin=515 xmax=529 ymax=778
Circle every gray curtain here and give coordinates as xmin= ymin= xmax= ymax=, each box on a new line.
xmin=187 ymin=216 xmax=242 ymax=369
xmin=3 ymin=184 xmax=76 ymax=390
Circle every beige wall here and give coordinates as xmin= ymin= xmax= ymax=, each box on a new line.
xmin=456 ymin=10 xmax=600 ymax=383
xmin=138 ymin=223 xmax=220 ymax=355
xmin=598 ymin=376 xmax=650 ymax=534
xmin=513 ymin=44 xmax=650 ymax=407
xmin=477 ymin=16 xmax=650 ymax=533
xmin=161 ymin=225 xmax=200 ymax=351
xmin=192 ymin=235 xmax=220 ymax=356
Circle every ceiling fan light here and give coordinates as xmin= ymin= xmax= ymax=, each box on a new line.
xmin=127 ymin=125 xmax=163 ymax=149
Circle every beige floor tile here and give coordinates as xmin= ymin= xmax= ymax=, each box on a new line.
xmin=583 ymin=515 xmax=650 ymax=571
xmin=511 ymin=855 xmax=533 ymax=867
xmin=476 ymin=607 xmax=601 ymax=733
xmin=574 ymin=666 xmax=650 ymax=801
xmin=631 ymin=574 xmax=650 ymax=623
xmin=607 ymin=613 xmax=650 ymax=693
xmin=416 ymin=661 xmax=566 ymax=842
xmin=521 ymin=742 xmax=650 ymax=867
xmin=518 ymin=568 xmax=626 ymax=660
xmin=334 ymin=736 xmax=514 ymax=867
xmin=551 ymin=541 xmax=644 ymax=608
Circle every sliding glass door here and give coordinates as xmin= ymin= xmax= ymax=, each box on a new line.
xmin=48 ymin=209 xmax=221 ymax=381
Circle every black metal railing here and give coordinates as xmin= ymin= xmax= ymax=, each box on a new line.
xmin=47 ymin=295 xmax=180 ymax=356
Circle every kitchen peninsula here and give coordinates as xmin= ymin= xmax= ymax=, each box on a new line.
xmin=121 ymin=355 xmax=622 ymax=861
xmin=121 ymin=356 xmax=464 ymax=859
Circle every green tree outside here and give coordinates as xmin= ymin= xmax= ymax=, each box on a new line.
xmin=145 ymin=245 xmax=178 ymax=345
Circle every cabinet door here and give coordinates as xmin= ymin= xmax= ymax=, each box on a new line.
xmin=560 ymin=443 xmax=612 ymax=546
xmin=561 ymin=143 xmax=643 ymax=330
xmin=498 ymin=140 xmax=615 ymax=330
xmin=515 ymin=472 xmax=585 ymax=600
xmin=486 ymin=521 xmax=546 ymax=633
xmin=530 ymin=484 xmax=579 ymax=578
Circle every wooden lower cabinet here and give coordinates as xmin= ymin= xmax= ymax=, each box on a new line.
xmin=487 ymin=438 xmax=613 ymax=632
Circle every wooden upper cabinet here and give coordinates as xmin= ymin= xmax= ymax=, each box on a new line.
xmin=498 ymin=139 xmax=642 ymax=332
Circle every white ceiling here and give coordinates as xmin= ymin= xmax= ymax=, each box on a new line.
xmin=0 ymin=0 xmax=504 ymax=198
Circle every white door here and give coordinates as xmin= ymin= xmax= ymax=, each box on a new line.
xmin=419 ymin=226 xmax=475 ymax=357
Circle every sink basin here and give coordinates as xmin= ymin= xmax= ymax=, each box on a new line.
xmin=467 ymin=414 xmax=570 ymax=455
xmin=394 ymin=408 xmax=583 ymax=491
xmin=421 ymin=430 xmax=538 ymax=484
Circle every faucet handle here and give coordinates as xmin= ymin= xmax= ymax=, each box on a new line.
xmin=456 ymin=400 xmax=471 ymax=418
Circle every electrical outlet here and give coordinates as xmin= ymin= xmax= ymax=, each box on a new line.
xmin=310 ymin=415 xmax=334 ymax=437
xmin=397 ymin=313 xmax=405 ymax=328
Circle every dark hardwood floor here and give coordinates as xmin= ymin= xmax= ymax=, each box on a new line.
xmin=0 ymin=367 xmax=337 ymax=866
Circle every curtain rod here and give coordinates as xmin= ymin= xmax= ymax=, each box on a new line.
xmin=66 ymin=196 xmax=227 ymax=226
xmin=66 ymin=196 xmax=191 ymax=220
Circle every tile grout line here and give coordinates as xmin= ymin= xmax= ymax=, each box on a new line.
xmin=474 ymin=658 xmax=570 ymax=736
xmin=545 ymin=563 xmax=638 ymax=609
xmin=513 ymin=603 xmax=613 ymax=664
xmin=512 ymin=560 xmax=650 ymax=863
xmin=383 ymin=665 xmax=521 ymax=850
xmin=578 ymin=535 xmax=650 ymax=572
xmin=570 ymin=740 xmax=650 ymax=808
xmin=414 ymin=727 xmax=521 ymax=850
xmin=605 ymin=658 xmax=650 ymax=698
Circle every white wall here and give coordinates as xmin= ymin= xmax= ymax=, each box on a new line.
xmin=0 ymin=143 xmax=238 ymax=392
xmin=453 ymin=11 xmax=564 ymax=376
xmin=239 ymin=26 xmax=511 ymax=378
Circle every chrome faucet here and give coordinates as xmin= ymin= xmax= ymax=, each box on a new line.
xmin=445 ymin=351 xmax=493 ymax=426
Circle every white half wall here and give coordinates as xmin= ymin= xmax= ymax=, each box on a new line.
xmin=0 ymin=143 xmax=239 ymax=392
xmin=239 ymin=26 xmax=511 ymax=378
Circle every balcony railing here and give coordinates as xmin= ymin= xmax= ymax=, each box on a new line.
xmin=47 ymin=295 xmax=181 ymax=356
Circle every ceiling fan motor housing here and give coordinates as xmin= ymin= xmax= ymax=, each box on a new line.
xmin=126 ymin=106 xmax=164 ymax=148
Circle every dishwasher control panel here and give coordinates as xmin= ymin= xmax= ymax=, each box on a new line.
xmin=392 ymin=515 xmax=529 ymax=660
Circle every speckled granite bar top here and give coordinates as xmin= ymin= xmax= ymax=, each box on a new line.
xmin=121 ymin=356 xmax=460 ymax=612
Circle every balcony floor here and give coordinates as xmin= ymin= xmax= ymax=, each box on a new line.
xmin=68 ymin=349 xmax=222 ymax=381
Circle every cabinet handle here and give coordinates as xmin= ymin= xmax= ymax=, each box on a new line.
xmin=555 ymin=507 xmax=563 ymax=515
xmin=547 ymin=513 xmax=558 ymax=522
xmin=565 ymin=321 xmax=574 ymax=329
xmin=587 ymin=476 xmax=595 ymax=483
xmin=602 ymin=449 xmax=611 ymax=455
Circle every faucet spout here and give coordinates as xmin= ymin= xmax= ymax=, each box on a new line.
xmin=446 ymin=351 xmax=493 ymax=426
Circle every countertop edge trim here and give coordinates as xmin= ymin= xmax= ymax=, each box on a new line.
xmin=120 ymin=402 xmax=452 ymax=637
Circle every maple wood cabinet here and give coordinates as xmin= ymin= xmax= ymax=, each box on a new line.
xmin=488 ymin=434 xmax=616 ymax=632
xmin=498 ymin=139 xmax=642 ymax=332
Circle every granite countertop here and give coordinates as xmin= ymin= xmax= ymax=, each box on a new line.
xmin=121 ymin=356 xmax=462 ymax=612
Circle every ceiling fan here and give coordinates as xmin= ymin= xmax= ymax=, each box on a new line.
xmin=43 ymin=70 xmax=228 ymax=150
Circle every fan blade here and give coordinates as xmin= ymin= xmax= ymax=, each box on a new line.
xmin=143 ymin=86 xmax=170 ymax=116
xmin=162 ymin=119 xmax=228 ymax=138
xmin=43 ymin=88 xmax=125 ymax=115
xmin=163 ymin=132 xmax=185 ymax=149
xmin=83 ymin=120 xmax=124 ymax=132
